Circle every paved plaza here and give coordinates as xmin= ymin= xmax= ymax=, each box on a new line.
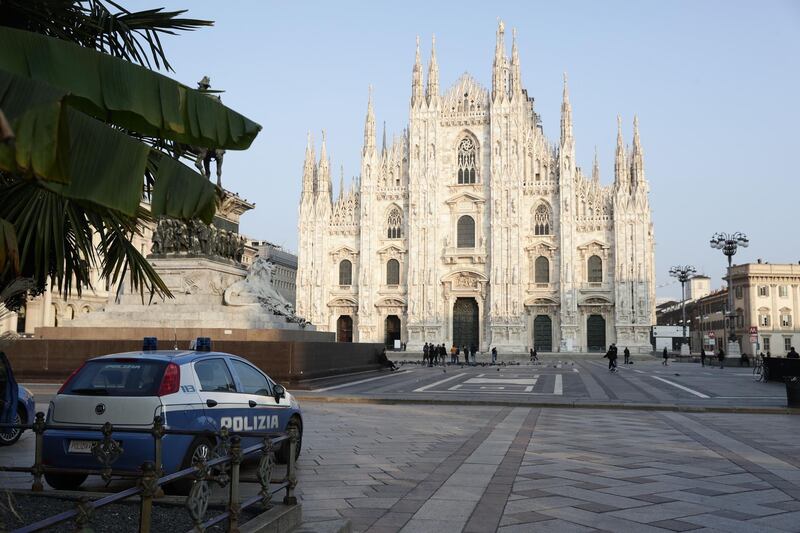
xmin=299 ymin=356 xmax=793 ymax=411
xmin=2 ymin=382 xmax=800 ymax=532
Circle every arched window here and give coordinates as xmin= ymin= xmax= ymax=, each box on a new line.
xmin=339 ymin=260 xmax=352 ymax=286
xmin=457 ymin=137 xmax=477 ymax=184
xmin=386 ymin=259 xmax=400 ymax=285
xmin=457 ymin=215 xmax=475 ymax=248
xmin=387 ymin=207 xmax=402 ymax=239
xmin=534 ymin=204 xmax=551 ymax=235
xmin=535 ymin=256 xmax=550 ymax=284
xmin=588 ymin=255 xmax=603 ymax=283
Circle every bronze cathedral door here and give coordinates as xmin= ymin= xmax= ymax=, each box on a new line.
xmin=452 ymin=298 xmax=479 ymax=348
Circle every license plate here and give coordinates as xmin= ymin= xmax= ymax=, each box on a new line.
xmin=68 ymin=440 xmax=95 ymax=454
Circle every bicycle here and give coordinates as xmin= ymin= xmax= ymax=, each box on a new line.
xmin=753 ymin=355 xmax=768 ymax=382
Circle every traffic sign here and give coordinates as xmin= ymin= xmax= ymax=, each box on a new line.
xmin=708 ymin=331 xmax=716 ymax=338
xmin=750 ymin=334 xmax=758 ymax=343
xmin=749 ymin=326 xmax=758 ymax=334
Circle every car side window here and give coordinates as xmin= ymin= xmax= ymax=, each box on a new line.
xmin=194 ymin=359 xmax=236 ymax=393
xmin=230 ymin=360 xmax=271 ymax=396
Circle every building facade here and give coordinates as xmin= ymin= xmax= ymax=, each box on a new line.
xmin=657 ymin=263 xmax=800 ymax=356
xmin=296 ymin=23 xmax=656 ymax=352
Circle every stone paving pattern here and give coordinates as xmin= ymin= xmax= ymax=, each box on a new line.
xmin=293 ymin=403 xmax=800 ymax=532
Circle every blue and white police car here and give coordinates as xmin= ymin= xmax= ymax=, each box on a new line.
xmin=42 ymin=338 xmax=302 ymax=491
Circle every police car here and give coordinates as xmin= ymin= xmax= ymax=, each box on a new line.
xmin=42 ymin=338 xmax=302 ymax=491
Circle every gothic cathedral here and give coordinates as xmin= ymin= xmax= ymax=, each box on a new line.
xmin=296 ymin=22 xmax=656 ymax=353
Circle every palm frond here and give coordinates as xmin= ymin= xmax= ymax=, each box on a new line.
xmin=0 ymin=0 xmax=212 ymax=72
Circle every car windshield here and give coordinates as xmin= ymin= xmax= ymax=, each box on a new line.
xmin=63 ymin=360 xmax=168 ymax=397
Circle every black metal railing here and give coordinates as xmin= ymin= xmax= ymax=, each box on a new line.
xmin=0 ymin=413 xmax=298 ymax=532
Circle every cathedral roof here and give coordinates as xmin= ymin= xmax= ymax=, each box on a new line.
xmin=442 ymin=73 xmax=489 ymax=112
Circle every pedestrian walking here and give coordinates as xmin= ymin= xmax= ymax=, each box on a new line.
xmin=662 ymin=346 xmax=669 ymax=366
xmin=440 ymin=344 xmax=447 ymax=366
xmin=491 ymin=346 xmax=498 ymax=364
xmin=717 ymin=347 xmax=725 ymax=369
xmin=423 ymin=342 xmax=429 ymax=366
xmin=470 ymin=344 xmax=477 ymax=366
xmin=623 ymin=347 xmax=630 ymax=365
xmin=453 ymin=344 xmax=459 ymax=365
xmin=530 ymin=347 xmax=539 ymax=363
xmin=700 ymin=347 xmax=706 ymax=367
xmin=605 ymin=345 xmax=618 ymax=372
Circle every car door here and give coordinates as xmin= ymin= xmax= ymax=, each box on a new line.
xmin=228 ymin=359 xmax=288 ymax=439
xmin=192 ymin=358 xmax=246 ymax=432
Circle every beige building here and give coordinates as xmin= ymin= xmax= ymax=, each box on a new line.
xmin=728 ymin=261 xmax=800 ymax=355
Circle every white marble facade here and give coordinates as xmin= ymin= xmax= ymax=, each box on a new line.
xmin=296 ymin=23 xmax=656 ymax=353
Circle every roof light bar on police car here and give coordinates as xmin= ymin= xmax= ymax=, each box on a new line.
xmin=143 ymin=337 xmax=158 ymax=351
xmin=195 ymin=337 xmax=212 ymax=352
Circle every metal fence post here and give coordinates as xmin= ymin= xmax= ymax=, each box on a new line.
xmin=138 ymin=461 xmax=158 ymax=533
xmin=257 ymin=438 xmax=274 ymax=509
xmin=151 ymin=415 xmax=166 ymax=498
xmin=31 ymin=412 xmax=45 ymax=491
xmin=283 ymin=428 xmax=298 ymax=505
xmin=74 ymin=496 xmax=93 ymax=533
xmin=227 ymin=435 xmax=242 ymax=532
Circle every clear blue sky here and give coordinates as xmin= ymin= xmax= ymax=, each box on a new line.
xmin=156 ymin=0 xmax=800 ymax=299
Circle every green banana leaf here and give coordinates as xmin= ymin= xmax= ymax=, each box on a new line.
xmin=0 ymin=82 xmax=217 ymax=222
xmin=0 ymin=25 xmax=261 ymax=150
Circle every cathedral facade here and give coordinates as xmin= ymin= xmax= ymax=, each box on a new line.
xmin=296 ymin=23 xmax=656 ymax=353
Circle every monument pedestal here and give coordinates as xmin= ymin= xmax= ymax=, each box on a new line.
xmin=727 ymin=340 xmax=741 ymax=357
xmin=680 ymin=343 xmax=691 ymax=356
xmin=67 ymin=257 xmax=311 ymax=330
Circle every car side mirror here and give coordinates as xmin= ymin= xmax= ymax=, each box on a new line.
xmin=273 ymin=384 xmax=286 ymax=401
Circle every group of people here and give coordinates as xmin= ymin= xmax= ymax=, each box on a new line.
xmin=422 ymin=342 xmax=479 ymax=366
xmin=604 ymin=344 xmax=632 ymax=371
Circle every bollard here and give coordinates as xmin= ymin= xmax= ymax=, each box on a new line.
xmin=138 ymin=461 xmax=159 ymax=533
xmin=227 ymin=435 xmax=242 ymax=532
xmin=31 ymin=412 xmax=45 ymax=492
xmin=283 ymin=427 xmax=298 ymax=505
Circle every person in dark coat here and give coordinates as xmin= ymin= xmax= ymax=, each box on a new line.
xmin=470 ymin=344 xmax=477 ymax=365
xmin=788 ymin=347 xmax=799 ymax=359
xmin=423 ymin=342 xmax=429 ymax=366
xmin=700 ymin=347 xmax=706 ymax=367
xmin=717 ymin=347 xmax=725 ymax=369
xmin=491 ymin=346 xmax=498 ymax=364
xmin=530 ymin=347 xmax=539 ymax=363
xmin=605 ymin=345 xmax=618 ymax=371
xmin=378 ymin=348 xmax=398 ymax=371
xmin=623 ymin=347 xmax=630 ymax=365
xmin=662 ymin=346 xmax=669 ymax=365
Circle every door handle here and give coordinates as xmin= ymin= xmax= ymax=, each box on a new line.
xmin=248 ymin=400 xmax=257 ymax=407
xmin=206 ymin=399 xmax=218 ymax=407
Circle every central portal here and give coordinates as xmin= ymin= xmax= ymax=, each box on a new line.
xmin=452 ymin=297 xmax=479 ymax=348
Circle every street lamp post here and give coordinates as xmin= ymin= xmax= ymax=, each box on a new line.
xmin=669 ymin=265 xmax=696 ymax=353
xmin=709 ymin=232 xmax=749 ymax=354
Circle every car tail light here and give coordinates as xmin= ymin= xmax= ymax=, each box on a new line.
xmin=57 ymin=362 xmax=86 ymax=394
xmin=158 ymin=363 xmax=180 ymax=396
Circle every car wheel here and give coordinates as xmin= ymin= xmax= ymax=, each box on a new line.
xmin=166 ymin=438 xmax=214 ymax=495
xmin=0 ymin=406 xmax=25 ymax=446
xmin=276 ymin=417 xmax=302 ymax=464
xmin=45 ymin=473 xmax=88 ymax=490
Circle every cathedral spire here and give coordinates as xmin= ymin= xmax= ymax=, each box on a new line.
xmin=592 ymin=146 xmax=600 ymax=183
xmin=560 ymin=72 xmax=573 ymax=147
xmin=301 ymin=130 xmax=316 ymax=200
xmin=614 ymin=115 xmax=628 ymax=192
xmin=317 ymin=130 xmax=331 ymax=204
xmin=510 ymin=28 xmax=522 ymax=96
xmin=426 ymin=34 xmax=439 ymax=102
xmin=339 ymin=165 xmax=345 ymax=200
xmin=362 ymin=85 xmax=376 ymax=157
xmin=492 ymin=19 xmax=507 ymax=101
xmin=381 ymin=121 xmax=387 ymax=156
xmin=630 ymin=115 xmax=645 ymax=190
xmin=411 ymin=35 xmax=424 ymax=106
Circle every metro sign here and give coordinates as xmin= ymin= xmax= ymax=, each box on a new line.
xmin=749 ymin=326 xmax=758 ymax=334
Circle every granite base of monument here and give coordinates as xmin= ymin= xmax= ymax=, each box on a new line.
xmin=66 ymin=256 xmax=312 ymax=330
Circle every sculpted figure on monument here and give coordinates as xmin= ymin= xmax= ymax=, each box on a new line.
xmin=223 ymin=257 xmax=309 ymax=326
xmin=150 ymin=217 xmax=245 ymax=262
